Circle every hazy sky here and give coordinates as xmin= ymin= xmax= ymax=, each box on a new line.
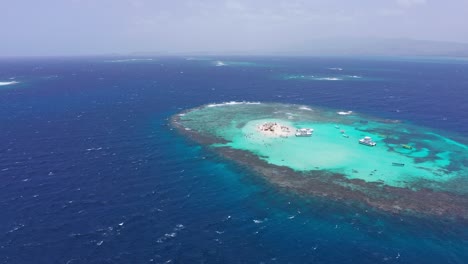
xmin=2 ymin=0 xmax=468 ymax=56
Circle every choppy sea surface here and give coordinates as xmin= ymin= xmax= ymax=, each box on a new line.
xmin=0 ymin=56 xmax=467 ymax=263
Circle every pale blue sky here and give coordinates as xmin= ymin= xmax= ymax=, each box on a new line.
xmin=2 ymin=0 xmax=468 ymax=56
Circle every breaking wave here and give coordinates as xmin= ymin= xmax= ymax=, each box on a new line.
xmin=0 ymin=81 xmax=19 ymax=86
xmin=214 ymin=61 xmax=226 ymax=66
xmin=107 ymin=59 xmax=154 ymax=63
xmin=316 ymin=77 xmax=342 ymax=81
xmin=206 ymin=101 xmax=262 ymax=107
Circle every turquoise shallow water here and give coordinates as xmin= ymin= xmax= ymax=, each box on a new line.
xmin=179 ymin=102 xmax=468 ymax=193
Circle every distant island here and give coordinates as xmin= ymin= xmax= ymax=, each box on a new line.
xmin=132 ymin=38 xmax=468 ymax=58
xmin=172 ymin=102 xmax=468 ymax=220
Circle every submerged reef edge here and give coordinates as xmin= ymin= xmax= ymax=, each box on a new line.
xmin=170 ymin=104 xmax=468 ymax=221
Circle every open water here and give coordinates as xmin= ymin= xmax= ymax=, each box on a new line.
xmin=0 ymin=56 xmax=467 ymax=263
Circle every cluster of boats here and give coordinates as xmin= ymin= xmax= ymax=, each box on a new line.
xmin=292 ymin=126 xmax=411 ymax=167
xmin=294 ymin=127 xmax=377 ymax=148
xmin=294 ymin=125 xmax=378 ymax=146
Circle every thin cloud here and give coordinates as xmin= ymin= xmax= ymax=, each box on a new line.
xmin=396 ymin=0 xmax=427 ymax=8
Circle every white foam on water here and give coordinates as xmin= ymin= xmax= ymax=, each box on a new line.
xmin=0 ymin=81 xmax=19 ymax=86
xmin=253 ymin=218 xmax=267 ymax=224
xmin=107 ymin=58 xmax=154 ymax=63
xmin=299 ymin=106 xmax=312 ymax=111
xmin=165 ymin=232 xmax=176 ymax=238
xmin=206 ymin=101 xmax=261 ymax=107
xmin=316 ymin=77 xmax=342 ymax=81
xmin=214 ymin=60 xmax=226 ymax=66
xmin=337 ymin=111 xmax=353 ymax=115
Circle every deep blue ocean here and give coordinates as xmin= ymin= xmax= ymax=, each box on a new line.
xmin=0 ymin=56 xmax=467 ymax=264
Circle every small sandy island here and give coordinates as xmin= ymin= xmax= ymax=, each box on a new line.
xmin=257 ymin=121 xmax=294 ymax=137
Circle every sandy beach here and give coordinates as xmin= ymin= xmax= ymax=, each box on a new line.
xmin=256 ymin=121 xmax=295 ymax=138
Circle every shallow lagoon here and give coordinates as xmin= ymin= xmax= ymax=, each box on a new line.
xmin=175 ymin=102 xmax=468 ymax=218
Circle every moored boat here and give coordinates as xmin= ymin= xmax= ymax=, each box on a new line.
xmin=359 ymin=136 xmax=376 ymax=146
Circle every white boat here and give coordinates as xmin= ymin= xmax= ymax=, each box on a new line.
xmin=359 ymin=136 xmax=376 ymax=146
xmin=295 ymin=128 xmax=313 ymax=137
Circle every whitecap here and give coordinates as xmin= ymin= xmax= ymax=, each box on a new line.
xmin=174 ymin=224 xmax=184 ymax=230
xmin=316 ymin=77 xmax=342 ymax=81
xmin=206 ymin=101 xmax=261 ymax=107
xmin=299 ymin=106 xmax=312 ymax=111
xmin=337 ymin=111 xmax=353 ymax=115
xmin=214 ymin=61 xmax=226 ymax=66
xmin=165 ymin=232 xmax=176 ymax=238
xmin=86 ymin=147 xmax=103 ymax=151
xmin=107 ymin=58 xmax=154 ymax=63
xmin=0 ymin=81 xmax=19 ymax=86
xmin=7 ymin=224 xmax=25 ymax=233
